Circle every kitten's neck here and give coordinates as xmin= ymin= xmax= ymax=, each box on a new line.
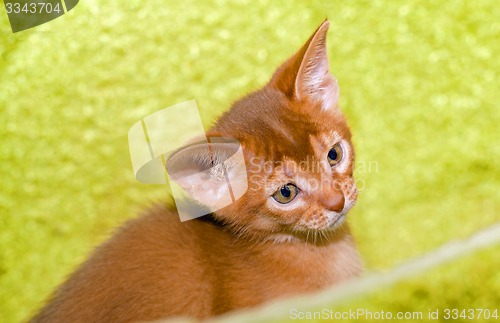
xmin=263 ymin=233 xmax=302 ymax=244
xmin=196 ymin=213 xmax=227 ymax=228
xmin=262 ymin=225 xmax=353 ymax=247
xmin=195 ymin=213 xmax=352 ymax=248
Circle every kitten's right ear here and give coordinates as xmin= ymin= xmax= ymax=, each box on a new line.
xmin=165 ymin=139 xmax=247 ymax=213
xmin=268 ymin=20 xmax=339 ymax=111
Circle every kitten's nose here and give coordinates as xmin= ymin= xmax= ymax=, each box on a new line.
xmin=320 ymin=190 xmax=345 ymax=213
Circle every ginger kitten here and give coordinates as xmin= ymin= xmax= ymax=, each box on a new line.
xmin=31 ymin=20 xmax=362 ymax=322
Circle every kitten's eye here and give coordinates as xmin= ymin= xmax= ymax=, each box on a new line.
xmin=272 ymin=184 xmax=299 ymax=204
xmin=327 ymin=143 xmax=343 ymax=166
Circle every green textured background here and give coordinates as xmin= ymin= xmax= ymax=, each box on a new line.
xmin=1 ymin=1 xmax=499 ymax=322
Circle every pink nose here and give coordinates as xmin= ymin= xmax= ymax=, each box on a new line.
xmin=320 ymin=190 xmax=345 ymax=212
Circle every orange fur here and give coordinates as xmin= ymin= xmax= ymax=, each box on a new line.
xmin=31 ymin=20 xmax=362 ymax=322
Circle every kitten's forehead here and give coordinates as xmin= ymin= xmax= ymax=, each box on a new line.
xmin=212 ymin=88 xmax=350 ymax=163
xmin=320 ymin=130 xmax=342 ymax=144
xmin=310 ymin=130 xmax=341 ymax=153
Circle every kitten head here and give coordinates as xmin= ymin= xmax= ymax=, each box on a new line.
xmin=167 ymin=20 xmax=357 ymax=242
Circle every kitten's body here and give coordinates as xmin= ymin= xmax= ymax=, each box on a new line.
xmin=32 ymin=21 xmax=362 ymax=322
xmin=32 ymin=205 xmax=359 ymax=322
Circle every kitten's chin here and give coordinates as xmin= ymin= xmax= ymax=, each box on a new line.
xmin=326 ymin=213 xmax=347 ymax=231
xmin=262 ymin=215 xmax=348 ymax=244
xmin=292 ymin=211 xmax=348 ymax=234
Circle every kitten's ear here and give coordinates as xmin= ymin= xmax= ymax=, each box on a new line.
xmin=269 ymin=20 xmax=339 ymax=111
xmin=165 ymin=139 xmax=247 ymax=212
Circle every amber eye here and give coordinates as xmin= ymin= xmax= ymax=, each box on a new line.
xmin=327 ymin=143 xmax=343 ymax=166
xmin=272 ymin=184 xmax=299 ymax=204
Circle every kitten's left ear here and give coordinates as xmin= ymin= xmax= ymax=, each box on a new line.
xmin=269 ymin=20 xmax=339 ymax=111
xmin=165 ymin=139 xmax=248 ymax=214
